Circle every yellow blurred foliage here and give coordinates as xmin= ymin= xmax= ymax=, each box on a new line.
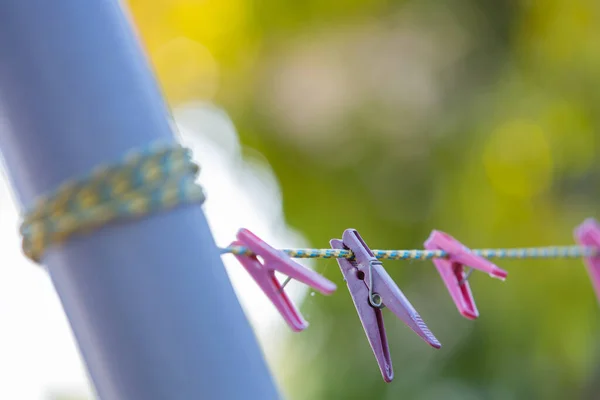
xmin=127 ymin=0 xmax=252 ymax=104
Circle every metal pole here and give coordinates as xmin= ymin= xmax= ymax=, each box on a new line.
xmin=0 ymin=1 xmax=280 ymax=399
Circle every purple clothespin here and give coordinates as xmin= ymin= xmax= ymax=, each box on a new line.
xmin=574 ymin=218 xmax=600 ymax=305
xmin=233 ymin=229 xmax=337 ymax=332
xmin=331 ymin=229 xmax=441 ymax=383
xmin=424 ymin=230 xmax=507 ymax=319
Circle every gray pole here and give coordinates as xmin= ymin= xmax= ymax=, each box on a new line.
xmin=0 ymin=1 xmax=281 ymax=399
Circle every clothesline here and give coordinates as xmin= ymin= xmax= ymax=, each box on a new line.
xmin=221 ymin=244 xmax=600 ymax=290
xmin=220 ymin=244 xmax=599 ymax=260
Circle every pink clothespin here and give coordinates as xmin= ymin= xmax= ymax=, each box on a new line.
xmin=232 ymin=228 xmax=336 ymax=332
xmin=424 ymin=230 xmax=507 ymax=320
xmin=574 ymin=218 xmax=600 ymax=304
xmin=331 ymin=229 xmax=441 ymax=383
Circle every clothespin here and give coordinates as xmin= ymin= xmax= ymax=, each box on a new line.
xmin=424 ymin=230 xmax=508 ymax=320
xmin=232 ymin=228 xmax=336 ymax=332
xmin=574 ymin=218 xmax=600 ymax=304
xmin=330 ymin=229 xmax=441 ymax=383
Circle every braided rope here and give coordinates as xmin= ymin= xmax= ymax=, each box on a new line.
xmin=20 ymin=143 xmax=205 ymax=262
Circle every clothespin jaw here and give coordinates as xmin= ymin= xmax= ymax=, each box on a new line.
xmin=574 ymin=218 xmax=600 ymax=305
xmin=331 ymin=229 xmax=441 ymax=383
xmin=233 ymin=229 xmax=336 ymax=332
xmin=424 ymin=230 xmax=507 ymax=320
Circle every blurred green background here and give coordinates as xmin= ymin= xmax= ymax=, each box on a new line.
xmin=127 ymin=0 xmax=600 ymax=398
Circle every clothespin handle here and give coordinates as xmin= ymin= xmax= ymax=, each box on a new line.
xmin=425 ymin=230 xmax=507 ymax=280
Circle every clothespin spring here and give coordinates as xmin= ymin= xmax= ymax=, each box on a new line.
xmin=367 ymin=261 xmax=385 ymax=309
